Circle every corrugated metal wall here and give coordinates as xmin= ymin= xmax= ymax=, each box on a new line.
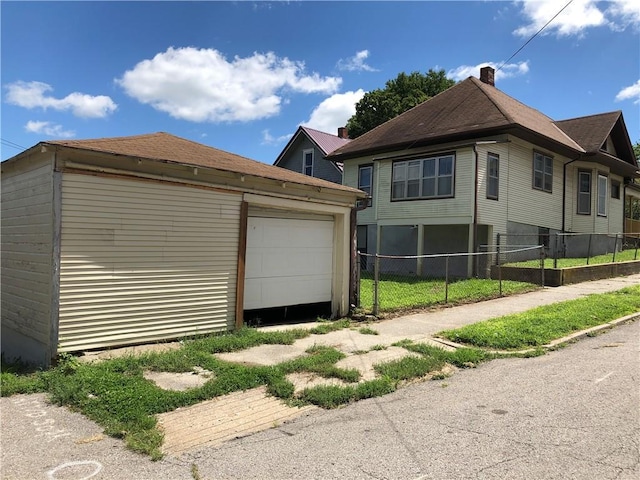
xmin=58 ymin=173 xmax=241 ymax=351
xmin=1 ymin=155 xmax=54 ymax=360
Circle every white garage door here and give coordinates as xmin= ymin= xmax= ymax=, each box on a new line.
xmin=244 ymin=216 xmax=334 ymax=310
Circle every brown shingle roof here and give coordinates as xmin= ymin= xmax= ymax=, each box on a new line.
xmin=329 ymin=76 xmax=584 ymax=160
xmin=554 ymin=111 xmax=621 ymax=153
xmin=44 ymin=132 xmax=362 ymax=194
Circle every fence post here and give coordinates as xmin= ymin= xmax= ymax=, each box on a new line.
xmin=586 ymin=233 xmax=592 ymax=265
xmin=612 ymin=234 xmax=618 ymax=263
xmin=540 ymin=246 xmax=545 ymax=288
xmin=635 ymin=235 xmax=639 ymax=261
xmin=498 ymin=246 xmax=503 ymax=297
xmin=356 ymin=251 xmax=362 ymax=308
xmin=373 ymin=254 xmax=380 ymax=316
xmin=554 ymin=233 xmax=559 ymax=269
xmin=445 ymin=255 xmax=449 ymax=304
xmin=495 ymin=233 xmax=501 ymax=265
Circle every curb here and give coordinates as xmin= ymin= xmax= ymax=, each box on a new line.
xmin=431 ymin=312 xmax=640 ymax=356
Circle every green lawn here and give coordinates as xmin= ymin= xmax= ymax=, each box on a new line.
xmin=359 ymin=274 xmax=538 ymax=312
xmin=506 ymin=248 xmax=640 ymax=269
xmin=439 ymin=285 xmax=640 ymax=350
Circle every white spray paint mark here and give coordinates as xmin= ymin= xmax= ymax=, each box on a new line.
xmin=46 ymin=460 xmax=103 ymax=480
xmin=595 ymin=371 xmax=614 ymax=383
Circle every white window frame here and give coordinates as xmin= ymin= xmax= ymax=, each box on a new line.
xmin=391 ymin=153 xmax=455 ymax=201
xmin=597 ymin=174 xmax=607 ymax=217
xmin=303 ymin=149 xmax=314 ymax=176
xmin=577 ymin=170 xmax=591 ymax=215
xmin=533 ymin=152 xmax=553 ymax=193
xmin=358 ymin=164 xmax=373 ymax=206
xmin=486 ymin=153 xmax=499 ymax=200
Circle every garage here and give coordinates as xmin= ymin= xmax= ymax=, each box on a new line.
xmin=1 ymin=132 xmax=365 ymax=365
xmin=244 ymin=213 xmax=334 ymax=311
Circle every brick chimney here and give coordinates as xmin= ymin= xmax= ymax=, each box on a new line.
xmin=337 ymin=127 xmax=349 ymax=139
xmin=480 ymin=66 xmax=495 ymax=86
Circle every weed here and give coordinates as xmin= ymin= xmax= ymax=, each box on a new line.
xmin=358 ymin=327 xmax=379 ymax=335
xmin=308 ymin=319 xmax=351 ymax=335
xmin=369 ymin=345 xmax=387 ymax=351
xmin=374 ymin=356 xmax=445 ymax=381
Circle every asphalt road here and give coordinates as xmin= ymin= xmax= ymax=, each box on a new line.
xmin=2 ymin=320 xmax=638 ymax=480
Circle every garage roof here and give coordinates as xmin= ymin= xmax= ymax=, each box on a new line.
xmin=23 ymin=132 xmax=363 ymax=195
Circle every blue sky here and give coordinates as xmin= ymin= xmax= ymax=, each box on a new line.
xmin=2 ymin=1 xmax=639 ymax=164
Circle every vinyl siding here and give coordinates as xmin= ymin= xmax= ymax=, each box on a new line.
xmin=476 ymin=143 xmax=509 ymax=238
xmin=343 ymin=156 xmax=376 ymax=225
xmin=376 ymin=148 xmax=474 ymax=223
xmin=1 ymin=155 xmax=54 ymax=349
xmin=506 ymin=140 xmax=565 ymax=230
xmin=278 ymin=136 xmax=342 ymax=184
xmin=58 ymin=173 xmax=242 ymax=351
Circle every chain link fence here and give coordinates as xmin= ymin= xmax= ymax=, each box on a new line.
xmin=498 ymin=232 xmax=640 ymax=268
xmin=356 ymin=246 xmax=544 ymax=315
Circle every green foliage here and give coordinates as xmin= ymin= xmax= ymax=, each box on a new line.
xmin=633 ymin=140 xmax=640 ymax=163
xmin=507 ymin=248 xmax=640 ymax=268
xmin=297 ymin=378 xmax=396 ymax=408
xmin=374 ymin=356 xmax=444 ymax=381
xmin=346 ymin=69 xmax=456 ymax=138
xmin=308 ymin=319 xmax=351 ymax=334
xmin=358 ymin=327 xmax=379 ymax=335
xmin=439 ymin=285 xmax=640 ymax=349
xmin=360 ymin=274 xmax=537 ymax=312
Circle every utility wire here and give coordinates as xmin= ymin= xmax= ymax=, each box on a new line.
xmin=496 ymin=0 xmax=574 ymax=73
xmin=1 ymin=138 xmax=27 ymax=150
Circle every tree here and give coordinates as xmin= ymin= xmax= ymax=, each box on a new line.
xmin=346 ymin=69 xmax=456 ymax=139
xmin=634 ymin=140 xmax=640 ymax=163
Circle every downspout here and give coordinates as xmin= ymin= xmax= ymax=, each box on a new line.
xmin=472 ymin=145 xmax=479 ymax=272
xmin=562 ymin=155 xmax=582 ymax=233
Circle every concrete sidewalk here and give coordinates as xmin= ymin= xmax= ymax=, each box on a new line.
xmin=94 ymin=274 xmax=640 ymax=456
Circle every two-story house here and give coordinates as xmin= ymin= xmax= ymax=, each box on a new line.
xmin=274 ymin=126 xmax=350 ymax=184
xmin=329 ymin=67 xmax=638 ymax=277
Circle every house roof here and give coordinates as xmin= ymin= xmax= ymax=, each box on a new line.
xmin=30 ymin=132 xmax=362 ymax=194
xmin=554 ymin=111 xmax=629 ymax=154
xmin=274 ymin=126 xmax=350 ymax=171
xmin=301 ymin=126 xmax=351 ymax=156
xmin=328 ymin=76 xmax=585 ymax=160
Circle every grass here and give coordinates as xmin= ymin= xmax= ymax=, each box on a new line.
xmin=507 ymin=248 xmax=639 ymax=269
xmin=3 ymin=283 xmax=637 ymax=458
xmin=439 ymin=285 xmax=640 ymax=350
xmin=359 ymin=274 xmax=537 ymax=312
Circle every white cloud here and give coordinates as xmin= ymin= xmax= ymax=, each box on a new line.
xmin=514 ymin=0 xmax=639 ymax=37
xmin=447 ymin=61 xmax=530 ymax=82
xmin=24 ymin=120 xmax=75 ymax=138
xmin=615 ymin=79 xmax=640 ymax=104
xmin=302 ymin=90 xmax=366 ymax=133
xmin=116 ymin=47 xmax=342 ymax=123
xmin=5 ymin=81 xmax=117 ymax=118
xmin=337 ymin=50 xmax=378 ymax=72
xmin=261 ymin=129 xmax=293 ymax=146
xmin=606 ymin=0 xmax=640 ymax=29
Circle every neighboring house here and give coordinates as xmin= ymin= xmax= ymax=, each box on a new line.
xmin=328 ymin=67 xmax=638 ymax=277
xmin=274 ymin=126 xmax=350 ymax=184
xmin=1 ymin=133 xmax=365 ymax=365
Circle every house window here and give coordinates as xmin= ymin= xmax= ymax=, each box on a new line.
xmin=533 ymin=152 xmax=553 ymax=193
xmin=303 ymin=149 xmax=313 ymax=176
xmin=597 ymin=174 xmax=607 ymax=216
xmin=611 ymin=180 xmax=621 ymax=199
xmin=486 ymin=153 xmax=499 ymax=200
xmin=391 ymin=154 xmax=455 ymax=200
xmin=577 ymin=170 xmax=591 ymax=215
xmin=358 ymin=165 xmax=373 ymax=206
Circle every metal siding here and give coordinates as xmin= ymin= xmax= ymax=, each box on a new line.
xmin=1 ymin=157 xmax=54 ymax=347
xmin=58 ymin=174 xmax=241 ymax=351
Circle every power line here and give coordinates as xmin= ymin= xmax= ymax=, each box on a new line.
xmin=1 ymin=138 xmax=27 ymax=150
xmin=496 ymin=0 xmax=575 ymax=73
